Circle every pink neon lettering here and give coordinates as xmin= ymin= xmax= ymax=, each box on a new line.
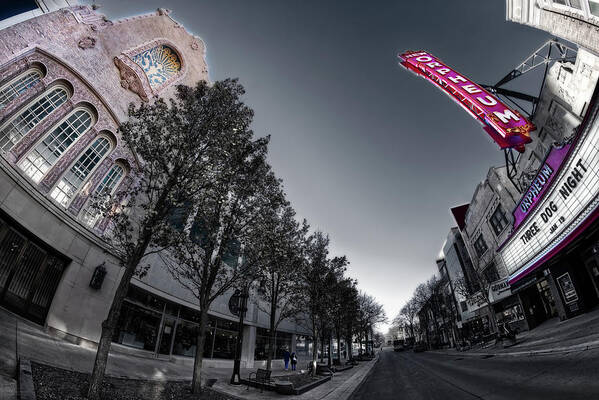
xmin=415 ymin=56 xmax=433 ymax=62
xmin=448 ymin=75 xmax=467 ymax=84
xmin=494 ymin=109 xmax=520 ymax=124
xmin=477 ymin=95 xmax=497 ymax=106
xmin=427 ymin=61 xmax=441 ymax=68
xmin=437 ymin=68 xmax=450 ymax=75
xmin=462 ymin=84 xmax=481 ymax=94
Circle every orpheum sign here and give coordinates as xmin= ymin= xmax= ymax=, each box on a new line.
xmin=399 ymin=51 xmax=535 ymax=152
xmin=512 ymin=143 xmax=572 ymax=230
xmin=499 ymin=99 xmax=599 ymax=284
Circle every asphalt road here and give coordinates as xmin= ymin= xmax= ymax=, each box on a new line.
xmin=349 ymin=347 xmax=599 ymax=400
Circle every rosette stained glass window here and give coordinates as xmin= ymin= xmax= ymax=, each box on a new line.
xmin=132 ymin=45 xmax=181 ymax=90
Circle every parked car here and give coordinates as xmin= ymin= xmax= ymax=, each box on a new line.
xmin=413 ymin=342 xmax=426 ymax=353
xmin=393 ymin=339 xmax=405 ymax=352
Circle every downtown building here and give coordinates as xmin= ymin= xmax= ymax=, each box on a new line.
xmin=0 ymin=1 xmax=311 ymax=368
xmin=435 ymin=0 xmax=599 ymax=341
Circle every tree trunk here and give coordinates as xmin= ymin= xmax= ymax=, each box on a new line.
xmin=87 ymin=249 xmax=146 ymax=400
xmin=357 ymin=331 xmax=362 ymax=355
xmin=191 ymin=306 xmax=210 ymax=393
xmin=266 ymin=294 xmax=277 ymax=371
xmin=310 ymin=322 xmax=318 ymax=377
xmin=311 ymin=318 xmax=318 ymax=362
xmin=327 ymin=333 xmax=332 ymax=367
xmin=336 ymin=332 xmax=341 ymax=362
xmin=346 ymin=331 xmax=352 ymax=360
xmin=320 ymin=334 xmax=324 ymax=362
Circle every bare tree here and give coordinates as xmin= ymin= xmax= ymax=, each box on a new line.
xmin=397 ymin=298 xmax=418 ymax=340
xmin=454 ymin=267 xmax=498 ymax=335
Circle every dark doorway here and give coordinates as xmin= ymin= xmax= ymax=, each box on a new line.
xmin=0 ymin=214 xmax=69 ymax=324
xmin=520 ymin=284 xmax=549 ymax=329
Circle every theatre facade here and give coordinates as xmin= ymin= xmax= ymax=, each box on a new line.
xmin=0 ymin=3 xmax=309 ymax=367
xmin=498 ymin=83 xmax=599 ymax=322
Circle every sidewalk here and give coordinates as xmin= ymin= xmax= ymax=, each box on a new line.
xmin=0 ymin=307 xmax=377 ymax=400
xmin=212 ymin=356 xmax=379 ymax=400
xmin=435 ymin=306 xmax=599 ymax=357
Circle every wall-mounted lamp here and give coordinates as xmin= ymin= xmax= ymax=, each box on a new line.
xmin=89 ymin=262 xmax=107 ymax=290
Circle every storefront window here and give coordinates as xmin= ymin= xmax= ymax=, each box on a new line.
xmin=172 ymin=318 xmax=214 ymax=358
xmin=254 ymin=328 xmax=271 ymax=360
xmin=496 ymin=303 xmax=525 ymax=324
xmin=212 ymin=321 xmax=238 ymax=359
xmin=254 ymin=328 xmax=293 ymax=360
xmin=295 ymin=335 xmax=312 ymax=359
xmin=276 ymin=331 xmax=293 ymax=359
xmin=113 ymin=301 xmax=161 ymax=351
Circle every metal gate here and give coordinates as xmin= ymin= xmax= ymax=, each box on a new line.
xmin=0 ymin=215 xmax=68 ymax=324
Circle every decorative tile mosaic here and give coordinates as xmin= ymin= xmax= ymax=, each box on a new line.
xmin=132 ymin=45 xmax=181 ymax=89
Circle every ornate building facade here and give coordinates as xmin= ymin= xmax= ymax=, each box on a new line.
xmin=0 ymin=3 xmax=309 ymax=368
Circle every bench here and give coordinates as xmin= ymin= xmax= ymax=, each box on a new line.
xmin=247 ymin=368 xmax=272 ymax=392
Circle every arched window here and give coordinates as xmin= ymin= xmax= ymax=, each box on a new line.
xmin=50 ymin=136 xmax=111 ymax=207
xmin=0 ymin=86 xmax=69 ymax=153
xmin=132 ymin=44 xmax=181 ymax=90
xmin=80 ymin=163 xmax=125 ymax=227
xmin=19 ymin=108 xmax=94 ymax=183
xmin=0 ymin=67 xmax=44 ymax=110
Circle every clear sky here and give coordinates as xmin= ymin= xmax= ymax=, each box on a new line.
xmin=82 ymin=0 xmax=549 ymax=332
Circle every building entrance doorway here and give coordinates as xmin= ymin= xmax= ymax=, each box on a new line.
xmin=157 ymin=316 xmax=177 ymax=357
xmin=537 ymin=278 xmax=558 ymax=318
xmin=0 ymin=214 xmax=68 ymax=324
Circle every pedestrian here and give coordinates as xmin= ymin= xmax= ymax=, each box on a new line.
xmin=283 ymin=347 xmax=290 ymax=371
xmin=291 ymin=351 xmax=298 ymax=371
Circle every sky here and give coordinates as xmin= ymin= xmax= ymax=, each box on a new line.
xmin=78 ymin=0 xmax=549 ymax=332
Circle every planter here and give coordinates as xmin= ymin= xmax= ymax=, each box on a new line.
xmin=292 ymin=375 xmax=331 ymax=395
xmin=274 ymin=380 xmax=294 ymax=395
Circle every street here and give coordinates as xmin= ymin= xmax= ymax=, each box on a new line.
xmin=349 ymin=348 xmax=599 ymax=400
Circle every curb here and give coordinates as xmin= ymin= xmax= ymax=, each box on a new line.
xmin=336 ymin=355 xmax=380 ymax=400
xmin=18 ymin=358 xmax=36 ymax=400
xmin=433 ymin=339 xmax=599 ymax=358
xmin=209 ymin=386 xmax=247 ymax=400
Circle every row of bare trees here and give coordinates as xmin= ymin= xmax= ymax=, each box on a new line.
xmin=392 ymin=267 xmax=499 ymax=350
xmin=392 ymin=275 xmax=455 ymax=348
xmin=85 ymin=80 xmax=385 ymax=399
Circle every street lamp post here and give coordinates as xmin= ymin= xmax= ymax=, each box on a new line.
xmin=230 ymin=285 xmax=249 ymax=384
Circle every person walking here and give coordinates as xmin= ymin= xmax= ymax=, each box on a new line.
xmin=283 ymin=348 xmax=291 ymax=371
xmin=290 ymin=351 xmax=298 ymax=371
